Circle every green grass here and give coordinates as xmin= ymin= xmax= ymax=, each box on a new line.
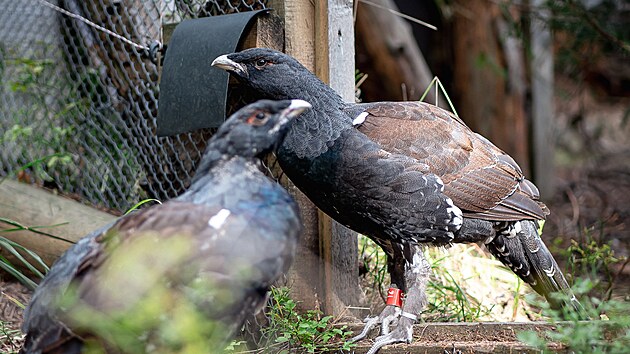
xmin=0 ymin=218 xmax=52 ymax=290
xmin=358 ymin=235 xmax=533 ymax=323
xmin=249 ymin=286 xmax=355 ymax=353
xmin=518 ymin=278 xmax=630 ymax=353
xmin=0 ymin=319 xmax=24 ymax=354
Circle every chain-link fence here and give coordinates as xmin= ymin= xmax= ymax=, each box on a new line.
xmin=0 ymin=0 xmax=266 ymax=213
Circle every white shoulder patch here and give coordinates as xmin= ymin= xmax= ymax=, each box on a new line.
xmin=208 ymin=209 xmax=231 ymax=229
xmin=352 ymin=112 xmax=369 ymax=126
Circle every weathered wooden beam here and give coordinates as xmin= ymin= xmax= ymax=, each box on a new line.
xmin=314 ymin=0 xmax=362 ymax=318
xmin=347 ymin=321 xmax=596 ymax=353
xmin=0 ymin=180 xmax=116 ymax=266
xmin=267 ymin=0 xmax=323 ymax=313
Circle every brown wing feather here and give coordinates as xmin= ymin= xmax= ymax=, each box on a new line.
xmin=353 ymin=101 xmax=548 ymax=221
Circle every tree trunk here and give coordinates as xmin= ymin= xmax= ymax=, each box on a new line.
xmin=451 ymin=0 xmax=530 ymax=174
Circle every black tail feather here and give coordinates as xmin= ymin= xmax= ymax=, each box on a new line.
xmin=486 ymin=220 xmax=587 ymax=319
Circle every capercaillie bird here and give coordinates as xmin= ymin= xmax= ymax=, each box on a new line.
xmin=212 ymin=48 xmax=584 ymax=353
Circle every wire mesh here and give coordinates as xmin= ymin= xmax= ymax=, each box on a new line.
xmin=0 ymin=0 xmax=267 ymax=213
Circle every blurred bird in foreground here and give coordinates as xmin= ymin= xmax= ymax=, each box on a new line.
xmin=20 ymin=99 xmax=309 ymax=354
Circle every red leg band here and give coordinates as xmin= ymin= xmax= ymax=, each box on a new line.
xmin=386 ymin=287 xmax=403 ymax=307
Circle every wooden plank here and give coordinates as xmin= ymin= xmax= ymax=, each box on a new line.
xmin=240 ymin=13 xmax=284 ymax=50
xmin=314 ymin=0 xmax=362 ymax=318
xmin=0 ymin=180 xmax=116 ymax=266
xmin=345 ymin=321 xmax=589 ymax=353
xmin=267 ymin=0 xmax=322 ymax=313
xmin=530 ymin=0 xmax=555 ymax=199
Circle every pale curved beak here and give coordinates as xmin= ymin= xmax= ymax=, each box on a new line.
xmin=282 ymin=99 xmax=312 ymax=119
xmin=270 ymin=99 xmax=311 ymax=134
xmin=211 ymin=54 xmax=248 ymax=78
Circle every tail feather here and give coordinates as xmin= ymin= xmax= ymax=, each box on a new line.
xmin=486 ymin=220 xmax=587 ymax=318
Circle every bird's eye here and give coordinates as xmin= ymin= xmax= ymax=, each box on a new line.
xmin=246 ymin=112 xmax=268 ymax=125
xmin=255 ymin=58 xmax=268 ymax=67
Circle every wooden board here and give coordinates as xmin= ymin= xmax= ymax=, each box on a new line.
xmin=346 ymin=321 xmax=570 ymax=353
xmin=268 ymin=0 xmax=361 ymax=317
xmin=0 ymin=180 xmax=116 ymax=266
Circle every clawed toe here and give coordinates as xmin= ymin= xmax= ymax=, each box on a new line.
xmin=349 ymin=316 xmax=379 ymax=343
xmin=365 ymin=317 xmax=414 ymax=354
xmin=348 ymin=305 xmax=401 ymax=343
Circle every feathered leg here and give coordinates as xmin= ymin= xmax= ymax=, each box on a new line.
xmin=350 ymin=242 xmax=405 ymax=343
xmin=365 ymin=244 xmax=429 ymax=354
xmin=352 ymin=244 xmax=430 ymax=354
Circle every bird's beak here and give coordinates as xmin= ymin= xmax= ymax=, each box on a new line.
xmin=281 ymin=100 xmax=312 ymax=120
xmin=211 ymin=54 xmax=248 ymax=79
xmin=270 ymin=100 xmax=311 ymax=135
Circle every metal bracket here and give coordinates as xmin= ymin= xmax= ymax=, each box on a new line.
xmin=157 ymin=10 xmax=269 ymax=136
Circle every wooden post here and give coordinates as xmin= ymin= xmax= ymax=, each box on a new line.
xmin=530 ymin=0 xmax=555 ymax=199
xmin=266 ymin=0 xmax=322 ymax=313
xmin=269 ymin=0 xmax=361 ymax=317
xmin=314 ymin=0 xmax=362 ymax=318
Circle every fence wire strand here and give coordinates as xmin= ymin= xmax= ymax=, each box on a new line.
xmin=0 ymin=0 xmax=267 ymax=213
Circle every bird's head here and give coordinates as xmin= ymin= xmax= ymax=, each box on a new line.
xmin=211 ymin=48 xmax=319 ymax=100
xmin=212 ymin=99 xmax=311 ymax=158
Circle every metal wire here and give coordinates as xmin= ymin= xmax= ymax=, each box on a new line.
xmin=0 ymin=0 xmax=267 ymax=213
xmin=32 ymin=0 xmax=151 ymax=51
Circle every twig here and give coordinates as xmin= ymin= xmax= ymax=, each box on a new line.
xmin=564 ymin=186 xmax=581 ymax=227
xmin=359 ymin=0 xmax=437 ymax=30
xmin=0 ymin=217 xmax=74 ymax=244
xmin=570 ymin=1 xmax=630 ymax=53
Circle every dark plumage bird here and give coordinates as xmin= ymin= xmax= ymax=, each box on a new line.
xmin=212 ymin=48 xmax=584 ymax=353
xmin=20 ymin=99 xmax=309 ymax=354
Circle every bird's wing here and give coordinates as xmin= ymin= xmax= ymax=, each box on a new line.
xmin=335 ymin=130 xmax=462 ymax=244
xmin=346 ymin=101 xmax=548 ymax=221
xmin=74 ymin=201 xmax=293 ymax=315
xmin=20 ymin=220 xmax=115 ymax=354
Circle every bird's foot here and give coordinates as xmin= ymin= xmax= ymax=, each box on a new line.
xmin=349 ymin=305 xmax=401 ymax=343
xmin=365 ymin=316 xmax=415 ymax=354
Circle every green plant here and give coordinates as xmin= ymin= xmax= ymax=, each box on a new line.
xmin=358 ymin=234 xmax=389 ymax=302
xmin=424 ymin=251 xmax=493 ymax=322
xmin=0 ymin=319 xmax=24 ymax=354
xmin=56 ymin=234 xmax=234 ymax=353
xmin=0 ymin=217 xmax=54 ymax=289
xmin=123 ymin=198 xmax=162 ymax=215
xmin=518 ymin=278 xmax=630 ymax=353
xmin=358 ymin=236 xmax=531 ymax=322
xmin=559 ymin=226 xmax=629 ymax=301
xmin=1 ymin=49 xmax=147 ymax=212
xmin=258 ymin=286 xmax=355 ymax=353
xmin=1 ymin=55 xmax=82 ymax=183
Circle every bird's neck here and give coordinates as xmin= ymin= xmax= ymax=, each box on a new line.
xmin=189 ymin=141 xmax=255 ymax=185
xmin=184 ymin=156 xmax=262 ymax=202
xmin=278 ymin=74 xmax=353 ymax=159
